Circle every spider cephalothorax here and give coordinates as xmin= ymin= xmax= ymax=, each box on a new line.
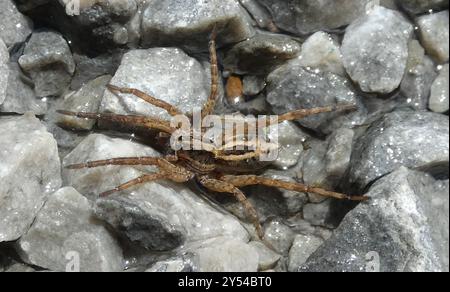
xmin=58 ymin=28 xmax=368 ymax=241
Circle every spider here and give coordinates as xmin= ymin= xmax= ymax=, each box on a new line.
xmin=58 ymin=27 xmax=368 ymax=241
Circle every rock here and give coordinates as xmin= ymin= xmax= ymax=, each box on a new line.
xmin=298 ymin=31 xmax=345 ymax=76
xmin=266 ymin=59 xmax=363 ymax=134
xmin=429 ymin=63 xmax=449 ymax=113
xmin=288 ymin=234 xmax=323 ymax=272
xmin=100 ymin=48 xmax=211 ymax=121
xmin=1 ymin=62 xmax=47 ymax=114
xmin=141 ymin=0 xmax=255 ymax=52
xmin=242 ymin=75 xmax=266 ymax=96
xmin=149 ymin=237 xmax=260 ymax=272
xmin=349 ymin=110 xmax=449 ymax=191
xmin=146 ymin=255 xmax=195 ymax=272
xmin=258 ymin=0 xmax=372 ymax=35
xmin=223 ymin=33 xmax=301 ymax=75
xmin=397 ymin=0 xmax=449 ymax=15
xmin=57 ymin=75 xmax=111 ymax=130
xmin=0 ymin=114 xmax=61 ymax=242
xmin=0 ymin=0 xmax=33 ymax=47
xmin=342 ymin=6 xmax=413 ymax=94
xmin=238 ymin=0 xmax=277 ymax=31
xmin=400 ymin=40 xmax=438 ymax=110
xmin=63 ymin=134 xmax=249 ymax=250
xmin=301 ymin=168 xmax=449 ymax=272
xmin=270 ymin=121 xmax=306 ymax=170
xmin=301 ymin=139 xmax=330 ymax=203
xmin=302 ymin=200 xmax=336 ymax=228
xmin=187 ymin=237 xmax=259 ymax=272
xmin=249 ymin=241 xmax=281 ymax=271
xmin=325 ymin=128 xmax=355 ymax=182
xmin=71 ymin=52 xmax=122 ymax=90
xmin=17 ymin=187 xmax=124 ymax=272
xmin=19 ymin=31 xmax=75 ymax=97
xmin=417 ymin=10 xmax=449 ymax=63
xmin=0 ymin=38 xmax=8 ymax=105
xmin=263 ymin=219 xmax=296 ymax=255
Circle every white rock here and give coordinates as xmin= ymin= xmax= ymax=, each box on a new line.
xmin=0 ymin=38 xmax=8 ymax=106
xmin=298 ymin=31 xmax=345 ymax=76
xmin=342 ymin=6 xmax=413 ymax=93
xmin=417 ymin=10 xmax=449 ymax=63
xmin=263 ymin=220 xmax=296 ymax=255
xmin=249 ymin=241 xmax=281 ymax=271
xmin=0 ymin=114 xmax=61 ymax=242
xmin=288 ymin=234 xmax=324 ymax=272
xmin=429 ymin=63 xmax=449 ymax=113
xmin=100 ymin=48 xmax=210 ymax=121
xmin=188 ymin=237 xmax=259 ymax=272
xmin=17 ymin=187 xmax=124 ymax=272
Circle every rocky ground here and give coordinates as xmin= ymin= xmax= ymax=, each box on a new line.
xmin=0 ymin=0 xmax=448 ymax=272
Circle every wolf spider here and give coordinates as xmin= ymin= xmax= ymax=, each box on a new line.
xmin=58 ymin=28 xmax=368 ymax=241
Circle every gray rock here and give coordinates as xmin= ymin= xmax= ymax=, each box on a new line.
xmin=0 ymin=0 xmax=33 ymax=47
xmin=270 ymin=121 xmax=306 ymax=170
xmin=266 ymin=59 xmax=362 ymax=134
xmin=146 ymin=255 xmax=195 ymax=272
xmin=223 ymin=33 xmax=301 ymax=75
xmin=0 ymin=38 xmax=8 ymax=105
xmin=18 ymin=187 xmax=124 ymax=272
xmin=303 ymin=200 xmax=335 ymax=228
xmin=263 ymin=219 xmax=296 ymax=255
xmin=429 ymin=63 xmax=449 ymax=113
xmin=4 ymin=263 xmax=36 ymax=272
xmin=248 ymin=241 xmax=281 ymax=271
xmin=100 ymin=48 xmax=211 ymax=121
xmin=141 ymin=0 xmax=255 ymax=52
xmin=1 ymin=62 xmax=47 ymax=114
xmin=238 ymin=0 xmax=277 ymax=31
xmin=400 ymin=40 xmax=438 ymax=110
xmin=0 ymin=113 xmax=61 ymax=242
xmin=342 ymin=6 xmax=413 ymax=94
xmin=325 ymin=128 xmax=355 ymax=183
xmin=349 ymin=110 xmax=449 ymax=190
xmin=186 ymin=237 xmax=259 ymax=272
xmin=259 ymin=0 xmax=372 ymax=35
xmin=63 ymin=134 xmax=249 ymax=250
xmin=288 ymin=234 xmax=323 ymax=272
xmin=397 ymin=0 xmax=449 ymax=15
xmin=242 ymin=75 xmax=266 ymax=96
xmin=298 ymin=31 xmax=345 ymax=76
xmin=417 ymin=10 xmax=449 ymax=63
xmin=301 ymin=168 xmax=449 ymax=272
xmin=19 ymin=31 xmax=75 ymax=97
xmin=71 ymin=53 xmax=122 ymax=90
xmin=57 ymin=75 xmax=111 ymax=130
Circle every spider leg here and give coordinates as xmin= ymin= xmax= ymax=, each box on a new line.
xmin=276 ymin=104 xmax=357 ymax=124
xmin=221 ymin=175 xmax=368 ymax=201
xmin=56 ymin=111 xmax=175 ymax=134
xmin=106 ymin=85 xmax=182 ymax=117
xmin=65 ymin=155 xmax=178 ymax=170
xmin=201 ymin=25 xmax=219 ymax=119
xmin=198 ymin=176 xmax=264 ymax=239
xmin=100 ymin=172 xmax=166 ymax=197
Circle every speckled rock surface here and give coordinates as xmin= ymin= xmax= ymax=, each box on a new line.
xmin=417 ymin=10 xmax=449 ymax=63
xmin=0 ymin=114 xmax=61 ymax=242
xmin=0 ymin=0 xmax=33 ymax=47
xmin=17 ymin=187 xmax=124 ymax=272
xmin=100 ymin=48 xmax=211 ymax=121
xmin=429 ymin=63 xmax=449 ymax=113
xmin=342 ymin=6 xmax=413 ymax=94
xmin=0 ymin=38 xmax=8 ymax=106
xmin=349 ymin=110 xmax=449 ymax=190
xmin=301 ymin=168 xmax=449 ymax=272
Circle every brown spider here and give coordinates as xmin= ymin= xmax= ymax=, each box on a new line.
xmin=58 ymin=28 xmax=368 ymax=241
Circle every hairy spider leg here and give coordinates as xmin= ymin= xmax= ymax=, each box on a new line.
xmin=221 ymin=175 xmax=368 ymax=201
